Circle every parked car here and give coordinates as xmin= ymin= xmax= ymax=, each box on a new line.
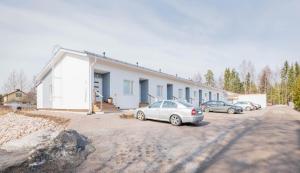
xmin=135 ymin=100 xmax=203 ymax=126
xmin=251 ymin=102 xmax=261 ymax=109
xmin=233 ymin=101 xmax=255 ymax=111
xmin=201 ymin=101 xmax=243 ymax=114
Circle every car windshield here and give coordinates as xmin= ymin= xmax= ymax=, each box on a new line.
xmin=178 ymin=101 xmax=194 ymax=107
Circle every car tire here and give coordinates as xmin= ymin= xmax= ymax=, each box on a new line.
xmin=228 ymin=108 xmax=235 ymax=114
xmin=170 ymin=114 xmax=182 ymax=126
xmin=136 ymin=111 xmax=146 ymax=121
xmin=245 ymin=107 xmax=251 ymax=111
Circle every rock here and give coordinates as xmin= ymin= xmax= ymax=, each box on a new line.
xmin=1 ymin=130 xmax=95 ymax=173
xmin=120 ymin=110 xmax=134 ymax=119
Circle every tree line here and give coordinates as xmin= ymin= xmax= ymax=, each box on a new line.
xmin=194 ymin=60 xmax=300 ymax=110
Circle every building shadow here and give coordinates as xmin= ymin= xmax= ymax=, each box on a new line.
xmin=142 ymin=119 xmax=210 ymax=127
xmin=184 ymin=121 xmax=210 ymax=127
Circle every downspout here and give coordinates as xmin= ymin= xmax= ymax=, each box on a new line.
xmin=87 ymin=56 xmax=97 ymax=115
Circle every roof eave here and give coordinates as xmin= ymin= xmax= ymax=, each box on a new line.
xmin=35 ymin=48 xmax=87 ymax=85
xmin=86 ymin=51 xmax=225 ymax=92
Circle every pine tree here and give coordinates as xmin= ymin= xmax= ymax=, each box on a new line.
xmin=295 ymin=62 xmax=300 ymax=78
xmin=292 ymin=76 xmax=300 ymax=110
xmin=280 ymin=61 xmax=289 ymax=104
xmin=224 ymin=68 xmax=231 ymax=90
xmin=287 ymin=64 xmax=295 ymax=101
xmin=230 ymin=69 xmax=243 ymax=93
xmin=0 ymin=94 xmax=3 ymax=105
xmin=204 ymin=69 xmax=215 ymax=87
xmin=229 ymin=69 xmax=236 ymax=92
xmin=250 ymin=82 xmax=258 ymax=93
xmin=245 ymin=72 xmax=251 ymax=94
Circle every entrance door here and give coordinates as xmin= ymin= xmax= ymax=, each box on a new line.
xmin=139 ymin=79 xmax=149 ymax=104
xmin=94 ymin=76 xmax=103 ymax=101
xmin=199 ymin=90 xmax=203 ymax=105
xmin=167 ymin=84 xmax=173 ymax=100
xmin=209 ymin=91 xmax=212 ymax=101
xmin=185 ymin=87 xmax=190 ymax=102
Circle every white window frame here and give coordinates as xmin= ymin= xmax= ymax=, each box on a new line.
xmin=123 ymin=80 xmax=134 ymax=95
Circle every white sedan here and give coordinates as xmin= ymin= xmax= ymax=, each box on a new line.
xmin=135 ymin=100 xmax=204 ymax=126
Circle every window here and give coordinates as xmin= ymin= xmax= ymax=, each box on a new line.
xmin=150 ymin=101 xmax=162 ymax=108
xmin=207 ymin=101 xmax=217 ymax=106
xmin=178 ymin=89 xmax=183 ymax=99
xmin=162 ymin=101 xmax=177 ymax=108
xmin=217 ymin=101 xmax=225 ymax=106
xmin=156 ymin=85 xmax=163 ymax=97
xmin=123 ymin=80 xmax=133 ymax=95
xmin=16 ymin=93 xmax=22 ymax=97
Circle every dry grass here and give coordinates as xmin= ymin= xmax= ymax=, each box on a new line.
xmin=0 ymin=110 xmax=11 ymax=116
xmin=16 ymin=111 xmax=70 ymax=127
xmin=0 ymin=106 xmax=12 ymax=116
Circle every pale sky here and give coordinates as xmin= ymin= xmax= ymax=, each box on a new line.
xmin=0 ymin=0 xmax=300 ymax=93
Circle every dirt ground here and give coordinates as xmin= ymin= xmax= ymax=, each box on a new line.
xmin=34 ymin=106 xmax=300 ymax=173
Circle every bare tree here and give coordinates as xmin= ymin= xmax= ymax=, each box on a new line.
xmin=2 ymin=70 xmax=28 ymax=93
xmin=217 ymin=76 xmax=224 ymax=89
xmin=259 ymin=66 xmax=272 ymax=93
xmin=192 ymin=72 xmax=202 ymax=84
xmin=24 ymin=76 xmax=37 ymax=105
xmin=239 ymin=60 xmax=256 ymax=94
xmin=2 ymin=70 xmax=18 ymax=93
xmin=18 ymin=70 xmax=27 ymax=91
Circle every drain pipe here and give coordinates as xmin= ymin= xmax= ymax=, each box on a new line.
xmin=87 ymin=56 xmax=97 ymax=115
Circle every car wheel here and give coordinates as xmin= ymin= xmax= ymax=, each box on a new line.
xmin=136 ymin=111 xmax=145 ymax=121
xmin=245 ymin=107 xmax=251 ymax=111
xmin=228 ymin=108 xmax=235 ymax=114
xmin=170 ymin=114 xmax=182 ymax=126
xmin=205 ymin=108 xmax=210 ymax=113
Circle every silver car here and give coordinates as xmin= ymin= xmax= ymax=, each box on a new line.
xmin=135 ymin=100 xmax=204 ymax=126
xmin=234 ymin=101 xmax=255 ymax=111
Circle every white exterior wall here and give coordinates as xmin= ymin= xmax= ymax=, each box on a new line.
xmin=37 ymin=51 xmax=227 ymax=110
xmin=37 ymin=71 xmax=52 ymax=109
xmin=237 ymin=94 xmax=267 ymax=108
xmin=52 ymin=55 xmax=90 ymax=109
xmin=94 ymin=61 xmax=226 ymax=109
xmin=36 ymin=83 xmax=43 ymax=109
xmin=37 ymin=55 xmax=90 ymax=110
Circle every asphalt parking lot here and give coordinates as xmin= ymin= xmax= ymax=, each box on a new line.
xmin=37 ymin=105 xmax=300 ymax=173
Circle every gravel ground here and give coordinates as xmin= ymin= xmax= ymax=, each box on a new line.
xmin=25 ymin=106 xmax=300 ymax=173
xmin=0 ymin=113 xmax=63 ymax=146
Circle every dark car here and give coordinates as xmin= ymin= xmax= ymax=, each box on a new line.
xmin=201 ymin=101 xmax=243 ymax=114
xmin=251 ymin=102 xmax=261 ymax=109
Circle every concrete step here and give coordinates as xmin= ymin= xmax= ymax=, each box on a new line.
xmin=94 ymin=102 xmax=119 ymax=113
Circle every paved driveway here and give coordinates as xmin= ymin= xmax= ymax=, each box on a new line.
xmin=38 ymin=106 xmax=300 ymax=173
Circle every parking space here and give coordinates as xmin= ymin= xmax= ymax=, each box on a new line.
xmin=34 ymin=106 xmax=300 ymax=173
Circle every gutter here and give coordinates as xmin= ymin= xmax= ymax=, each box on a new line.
xmin=87 ymin=56 xmax=97 ymax=115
